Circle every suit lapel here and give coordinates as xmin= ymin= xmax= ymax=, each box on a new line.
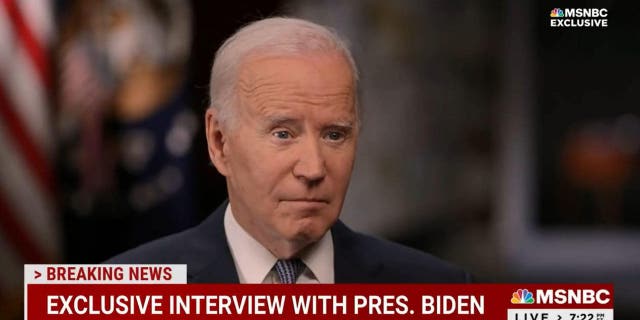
xmin=332 ymin=220 xmax=383 ymax=283
xmin=186 ymin=201 xmax=240 ymax=283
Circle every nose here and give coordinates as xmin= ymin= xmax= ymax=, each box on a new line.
xmin=292 ymin=137 xmax=326 ymax=185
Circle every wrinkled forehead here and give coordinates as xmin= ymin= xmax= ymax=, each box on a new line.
xmin=234 ymin=53 xmax=355 ymax=112
xmin=240 ymin=49 xmax=354 ymax=81
xmin=233 ymin=53 xmax=357 ymax=123
xmin=243 ymin=52 xmax=351 ymax=82
xmin=226 ymin=50 xmax=360 ymax=128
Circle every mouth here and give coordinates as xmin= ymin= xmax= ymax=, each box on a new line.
xmin=286 ymin=198 xmax=328 ymax=202
xmin=282 ymin=198 xmax=329 ymax=203
xmin=280 ymin=198 xmax=329 ymax=209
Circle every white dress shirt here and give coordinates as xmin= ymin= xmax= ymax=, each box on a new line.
xmin=223 ymin=204 xmax=334 ymax=284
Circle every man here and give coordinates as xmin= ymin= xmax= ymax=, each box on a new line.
xmin=107 ymin=17 xmax=471 ymax=284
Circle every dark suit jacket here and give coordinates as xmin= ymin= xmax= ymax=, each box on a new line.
xmin=106 ymin=202 xmax=472 ymax=283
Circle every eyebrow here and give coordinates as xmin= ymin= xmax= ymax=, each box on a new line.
xmin=261 ymin=117 xmax=354 ymax=138
xmin=265 ymin=116 xmax=300 ymax=128
xmin=326 ymin=122 xmax=355 ymax=132
xmin=265 ymin=116 xmax=355 ymax=130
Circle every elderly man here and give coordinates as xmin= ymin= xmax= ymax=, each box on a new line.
xmin=108 ymin=17 xmax=471 ymax=284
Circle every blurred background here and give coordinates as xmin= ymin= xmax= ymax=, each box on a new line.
xmin=0 ymin=0 xmax=638 ymax=318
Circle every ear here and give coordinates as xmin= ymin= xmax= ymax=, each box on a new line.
xmin=205 ymin=108 xmax=230 ymax=176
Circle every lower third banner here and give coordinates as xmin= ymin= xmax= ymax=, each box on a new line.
xmin=26 ymin=283 xmax=613 ymax=319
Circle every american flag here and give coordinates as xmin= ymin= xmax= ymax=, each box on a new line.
xmin=0 ymin=0 xmax=60 ymax=298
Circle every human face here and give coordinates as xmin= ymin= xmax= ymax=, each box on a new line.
xmin=206 ymin=52 xmax=357 ymax=258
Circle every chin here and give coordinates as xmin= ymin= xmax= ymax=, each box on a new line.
xmin=288 ymin=217 xmax=332 ymax=243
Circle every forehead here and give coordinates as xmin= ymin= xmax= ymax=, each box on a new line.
xmin=235 ymin=52 xmax=356 ymax=117
xmin=238 ymin=52 xmax=353 ymax=92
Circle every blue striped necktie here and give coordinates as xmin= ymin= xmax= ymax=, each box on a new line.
xmin=274 ymin=259 xmax=305 ymax=284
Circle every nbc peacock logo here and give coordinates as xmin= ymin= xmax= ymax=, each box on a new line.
xmin=550 ymin=8 xmax=564 ymax=17
xmin=511 ymin=289 xmax=535 ymax=304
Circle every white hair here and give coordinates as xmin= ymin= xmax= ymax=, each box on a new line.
xmin=208 ymin=17 xmax=359 ymax=127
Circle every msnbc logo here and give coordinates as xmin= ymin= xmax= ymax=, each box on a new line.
xmin=550 ymin=8 xmax=564 ymax=17
xmin=511 ymin=289 xmax=534 ymax=304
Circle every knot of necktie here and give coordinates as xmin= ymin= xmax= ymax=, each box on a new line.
xmin=274 ymin=259 xmax=305 ymax=284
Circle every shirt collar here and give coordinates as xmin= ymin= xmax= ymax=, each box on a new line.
xmin=299 ymin=225 xmax=334 ymax=283
xmin=224 ymin=203 xmax=334 ymax=283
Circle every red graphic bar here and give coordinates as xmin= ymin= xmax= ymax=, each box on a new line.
xmin=26 ymin=284 xmax=614 ymax=320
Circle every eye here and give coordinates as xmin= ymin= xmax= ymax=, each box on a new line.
xmin=272 ymin=130 xmax=291 ymax=139
xmin=325 ymin=131 xmax=345 ymax=141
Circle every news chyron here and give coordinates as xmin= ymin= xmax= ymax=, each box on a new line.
xmin=24 ymin=265 xmax=614 ymax=320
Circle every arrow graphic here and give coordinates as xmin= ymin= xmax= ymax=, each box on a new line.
xmin=34 ymin=270 xmax=41 ymax=279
